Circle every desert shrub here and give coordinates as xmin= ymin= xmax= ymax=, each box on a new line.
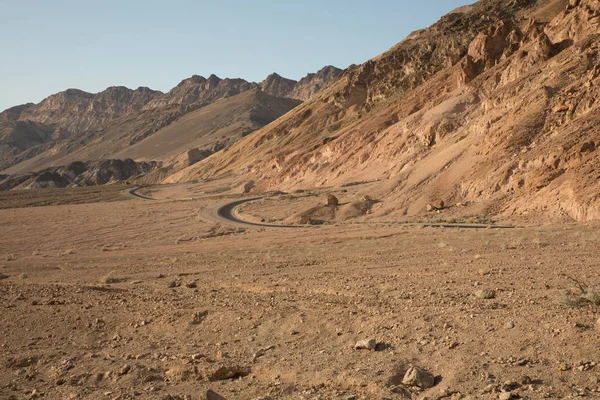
xmin=559 ymin=275 xmax=600 ymax=307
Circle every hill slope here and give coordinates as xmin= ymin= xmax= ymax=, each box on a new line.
xmin=168 ymin=0 xmax=600 ymax=222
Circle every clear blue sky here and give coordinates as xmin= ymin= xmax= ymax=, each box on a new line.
xmin=0 ymin=0 xmax=474 ymax=112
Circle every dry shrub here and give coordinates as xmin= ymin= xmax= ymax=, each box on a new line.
xmin=100 ymin=271 xmax=120 ymax=285
xmin=559 ymin=275 xmax=600 ymax=307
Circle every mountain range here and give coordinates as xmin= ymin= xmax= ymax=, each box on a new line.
xmin=3 ymin=0 xmax=600 ymax=222
xmin=0 ymin=66 xmax=341 ymax=184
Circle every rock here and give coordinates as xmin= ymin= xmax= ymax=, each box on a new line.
xmin=475 ymin=289 xmax=496 ymax=299
xmin=204 ymin=365 xmax=250 ymax=381
xmin=0 ymin=273 xmax=8 ymax=280
xmin=354 ymin=339 xmax=377 ymax=350
xmin=190 ymin=311 xmax=208 ymax=325
xmin=118 ymin=365 xmax=131 ymax=376
xmin=204 ymin=390 xmax=226 ymax=400
xmin=242 ymin=181 xmax=255 ymax=194
xmin=402 ymin=365 xmax=436 ymax=389
xmin=498 ymin=392 xmax=515 ymax=400
xmin=504 ymin=322 xmax=515 ymax=329
xmin=326 ymin=194 xmax=339 ymax=206
xmin=595 ymin=318 xmax=600 ymax=333
xmin=168 ymin=280 xmax=181 ymax=288
xmin=521 ymin=376 xmax=532 ymax=385
xmin=185 ymin=281 xmax=197 ymax=289
xmin=426 ymin=200 xmax=445 ymax=212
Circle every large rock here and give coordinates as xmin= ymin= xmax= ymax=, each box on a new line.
xmin=204 ymin=390 xmax=226 ymax=400
xmin=402 ymin=366 xmax=436 ymax=389
xmin=354 ymin=339 xmax=377 ymax=350
xmin=326 ymin=194 xmax=339 ymax=206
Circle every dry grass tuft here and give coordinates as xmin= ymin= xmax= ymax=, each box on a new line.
xmin=559 ymin=275 xmax=600 ymax=307
xmin=100 ymin=271 xmax=120 ymax=285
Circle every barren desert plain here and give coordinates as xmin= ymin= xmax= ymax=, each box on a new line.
xmin=1 ymin=182 xmax=600 ymax=400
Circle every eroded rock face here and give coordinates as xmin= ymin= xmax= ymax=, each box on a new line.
xmin=19 ymin=86 xmax=164 ymax=134
xmin=260 ymin=73 xmax=298 ymax=98
xmin=260 ymin=67 xmax=343 ymax=101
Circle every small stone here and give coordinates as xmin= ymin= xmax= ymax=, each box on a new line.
xmin=475 ymin=289 xmax=496 ymax=299
xmin=354 ymin=339 xmax=377 ymax=351
xmin=483 ymin=384 xmax=497 ymax=393
xmin=504 ymin=322 xmax=515 ymax=329
xmin=521 ymin=376 xmax=532 ymax=385
xmin=118 ymin=365 xmax=130 ymax=375
xmin=204 ymin=389 xmax=226 ymax=400
xmin=595 ymin=318 xmax=600 ymax=333
xmin=168 ymin=280 xmax=181 ymax=288
xmin=190 ymin=311 xmax=208 ymax=325
xmin=402 ymin=365 xmax=436 ymax=389
xmin=14 ymin=293 xmax=25 ymax=301
xmin=185 ymin=281 xmax=197 ymax=289
xmin=498 ymin=392 xmax=513 ymax=400
xmin=558 ymin=363 xmax=571 ymax=371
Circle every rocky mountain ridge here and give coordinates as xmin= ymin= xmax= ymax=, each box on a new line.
xmin=0 ymin=66 xmax=341 ymax=173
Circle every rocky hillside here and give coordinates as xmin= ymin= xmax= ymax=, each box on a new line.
xmin=169 ymin=0 xmax=600 ymax=222
xmin=1 ymin=67 xmax=340 ymax=175
xmin=0 ymin=159 xmax=158 ymax=191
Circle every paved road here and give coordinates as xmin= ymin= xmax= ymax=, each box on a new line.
xmin=126 ymin=187 xmax=157 ymax=201
xmin=214 ymin=197 xmax=303 ymax=229
xmin=125 ymin=187 xmax=516 ymax=230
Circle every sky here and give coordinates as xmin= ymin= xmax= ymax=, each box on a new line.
xmin=0 ymin=0 xmax=475 ymax=112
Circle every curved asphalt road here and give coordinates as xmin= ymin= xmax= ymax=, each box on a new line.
xmin=127 ymin=187 xmax=157 ymax=201
xmin=126 ymin=187 xmax=516 ymax=230
xmin=214 ymin=197 xmax=303 ymax=229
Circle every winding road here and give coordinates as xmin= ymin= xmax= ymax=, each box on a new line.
xmin=126 ymin=187 xmax=516 ymax=230
xmin=213 ymin=197 xmax=303 ymax=229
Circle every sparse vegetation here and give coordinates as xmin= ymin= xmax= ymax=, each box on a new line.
xmin=99 ymin=271 xmax=120 ymax=285
xmin=559 ymin=275 xmax=600 ymax=307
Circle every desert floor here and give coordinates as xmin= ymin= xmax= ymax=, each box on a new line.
xmin=1 ymin=183 xmax=600 ymax=400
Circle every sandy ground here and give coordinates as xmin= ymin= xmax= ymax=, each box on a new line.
xmin=1 ymin=184 xmax=600 ymax=400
